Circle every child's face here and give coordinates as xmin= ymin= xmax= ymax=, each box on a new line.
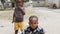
xmin=17 ymin=0 xmax=23 ymax=7
xmin=29 ymin=18 xmax=38 ymax=29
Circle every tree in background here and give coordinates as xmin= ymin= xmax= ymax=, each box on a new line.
xmin=1 ymin=0 xmax=5 ymax=9
xmin=11 ymin=0 xmax=16 ymax=7
xmin=1 ymin=0 xmax=5 ymax=4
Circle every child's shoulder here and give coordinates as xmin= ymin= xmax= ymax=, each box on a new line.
xmin=24 ymin=26 xmax=44 ymax=31
xmin=38 ymin=26 xmax=44 ymax=31
xmin=24 ymin=27 xmax=30 ymax=31
xmin=38 ymin=26 xmax=45 ymax=33
xmin=38 ymin=26 xmax=44 ymax=30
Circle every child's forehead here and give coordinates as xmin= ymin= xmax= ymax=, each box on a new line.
xmin=17 ymin=0 xmax=22 ymax=2
xmin=29 ymin=16 xmax=38 ymax=21
xmin=31 ymin=18 xmax=38 ymax=21
xmin=32 ymin=18 xmax=37 ymax=20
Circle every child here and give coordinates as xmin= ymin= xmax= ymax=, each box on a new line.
xmin=22 ymin=16 xmax=45 ymax=34
xmin=12 ymin=0 xmax=25 ymax=34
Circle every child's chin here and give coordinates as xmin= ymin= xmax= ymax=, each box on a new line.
xmin=32 ymin=27 xmax=36 ymax=29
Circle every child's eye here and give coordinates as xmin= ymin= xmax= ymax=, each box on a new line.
xmin=17 ymin=1 xmax=21 ymax=3
xmin=18 ymin=2 xmax=21 ymax=3
xmin=34 ymin=22 xmax=37 ymax=24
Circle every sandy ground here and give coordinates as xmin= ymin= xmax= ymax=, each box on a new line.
xmin=0 ymin=7 xmax=60 ymax=34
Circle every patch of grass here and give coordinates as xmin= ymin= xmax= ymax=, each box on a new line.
xmin=0 ymin=8 xmax=5 ymax=11
xmin=0 ymin=8 xmax=14 ymax=11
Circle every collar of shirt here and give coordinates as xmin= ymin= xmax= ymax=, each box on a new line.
xmin=27 ymin=26 xmax=40 ymax=33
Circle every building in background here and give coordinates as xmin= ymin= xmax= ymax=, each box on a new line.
xmin=4 ymin=0 xmax=12 ymax=8
xmin=32 ymin=0 xmax=45 ymax=7
xmin=0 ymin=0 xmax=60 ymax=9
xmin=32 ymin=0 xmax=60 ymax=8
xmin=45 ymin=0 xmax=60 ymax=8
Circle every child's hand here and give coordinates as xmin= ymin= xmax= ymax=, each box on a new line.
xmin=19 ymin=7 xmax=25 ymax=15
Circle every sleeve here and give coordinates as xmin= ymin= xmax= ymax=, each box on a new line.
xmin=40 ymin=28 xmax=45 ymax=34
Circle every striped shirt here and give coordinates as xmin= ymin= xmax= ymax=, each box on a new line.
xmin=22 ymin=26 xmax=45 ymax=34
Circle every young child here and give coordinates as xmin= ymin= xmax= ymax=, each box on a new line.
xmin=12 ymin=0 xmax=25 ymax=34
xmin=22 ymin=16 xmax=45 ymax=34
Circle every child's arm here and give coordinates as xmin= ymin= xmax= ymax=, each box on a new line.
xmin=40 ymin=28 xmax=45 ymax=34
xmin=18 ymin=6 xmax=25 ymax=15
xmin=12 ymin=11 xmax=15 ymax=23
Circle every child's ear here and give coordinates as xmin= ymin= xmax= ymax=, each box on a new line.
xmin=29 ymin=22 xmax=31 ymax=25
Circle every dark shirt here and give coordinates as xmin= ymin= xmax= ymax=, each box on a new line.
xmin=13 ymin=8 xmax=25 ymax=22
xmin=22 ymin=26 xmax=45 ymax=34
xmin=29 ymin=26 xmax=38 ymax=32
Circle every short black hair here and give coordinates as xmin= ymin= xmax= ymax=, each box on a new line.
xmin=29 ymin=16 xmax=38 ymax=22
xmin=16 ymin=0 xmax=24 ymax=2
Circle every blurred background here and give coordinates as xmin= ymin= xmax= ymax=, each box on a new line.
xmin=0 ymin=0 xmax=60 ymax=10
xmin=0 ymin=0 xmax=60 ymax=34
